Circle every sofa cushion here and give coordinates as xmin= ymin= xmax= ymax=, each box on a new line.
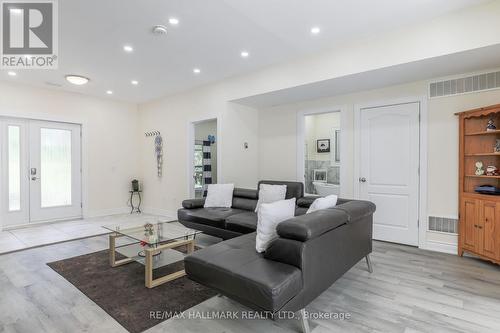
xmin=178 ymin=207 xmax=247 ymax=229
xmin=233 ymin=188 xmax=258 ymax=199
xmin=226 ymin=212 xmax=258 ymax=233
xmin=204 ymin=184 xmax=234 ymax=208
xmin=185 ymin=233 xmax=303 ymax=312
xmin=259 ymin=180 xmax=304 ymax=199
xmin=232 ymin=197 xmax=257 ymax=211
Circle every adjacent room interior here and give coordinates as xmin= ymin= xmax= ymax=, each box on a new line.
xmin=1 ymin=1 xmax=500 ymax=333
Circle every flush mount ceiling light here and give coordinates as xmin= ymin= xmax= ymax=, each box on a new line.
xmin=169 ymin=17 xmax=179 ymax=25
xmin=65 ymin=75 xmax=89 ymax=85
xmin=7 ymin=71 xmax=17 ymax=76
xmin=106 ymin=90 xmax=113 ymax=95
xmin=131 ymin=80 xmax=139 ymax=85
xmin=240 ymin=51 xmax=249 ymax=58
xmin=311 ymin=26 xmax=321 ymax=35
xmin=152 ymin=25 xmax=168 ymax=35
xmin=193 ymin=68 xmax=201 ymax=74
xmin=123 ymin=45 xmax=133 ymax=53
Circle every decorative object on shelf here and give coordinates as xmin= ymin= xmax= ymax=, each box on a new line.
xmin=129 ymin=179 xmax=142 ymax=214
xmin=495 ymin=139 xmax=500 ymax=153
xmin=475 ymin=184 xmax=500 ymax=195
xmin=486 ymin=118 xmax=497 ymax=131
xmin=486 ymin=165 xmax=499 ymax=176
xmin=145 ymin=130 xmax=163 ymax=178
xmin=475 ymin=161 xmax=485 ymax=175
xmin=131 ymin=179 xmax=140 ymax=192
xmin=144 ymin=223 xmax=154 ymax=235
xmin=313 ymin=169 xmax=327 ymax=182
xmin=317 ymin=139 xmax=330 ymax=153
xmin=207 ymin=134 xmax=216 ymax=144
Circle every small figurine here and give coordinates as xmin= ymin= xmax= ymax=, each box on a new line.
xmin=475 ymin=161 xmax=485 ymax=175
xmin=495 ymin=139 xmax=500 ymax=153
xmin=486 ymin=118 xmax=497 ymax=131
xmin=486 ymin=165 xmax=499 ymax=176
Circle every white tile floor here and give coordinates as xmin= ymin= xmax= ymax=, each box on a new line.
xmin=0 ymin=213 xmax=173 ymax=254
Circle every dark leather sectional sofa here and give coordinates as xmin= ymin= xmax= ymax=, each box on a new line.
xmin=178 ymin=180 xmax=376 ymax=332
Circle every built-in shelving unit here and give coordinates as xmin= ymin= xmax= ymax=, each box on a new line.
xmin=456 ymin=104 xmax=500 ymax=265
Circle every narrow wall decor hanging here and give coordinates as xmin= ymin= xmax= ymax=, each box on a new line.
xmin=145 ymin=131 xmax=163 ymax=177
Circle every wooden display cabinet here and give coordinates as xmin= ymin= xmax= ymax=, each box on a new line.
xmin=456 ymin=104 xmax=500 ymax=264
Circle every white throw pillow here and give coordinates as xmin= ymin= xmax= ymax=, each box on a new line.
xmin=255 ymin=198 xmax=296 ymax=253
xmin=254 ymin=184 xmax=287 ymax=212
xmin=306 ymin=194 xmax=338 ymax=214
xmin=203 ymin=184 xmax=235 ymax=208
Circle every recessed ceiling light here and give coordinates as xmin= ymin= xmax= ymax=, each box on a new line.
xmin=106 ymin=90 xmax=113 ymax=95
xmin=193 ymin=68 xmax=201 ymax=74
xmin=169 ymin=17 xmax=179 ymax=25
xmin=7 ymin=71 xmax=17 ymax=77
xmin=65 ymin=75 xmax=89 ymax=85
xmin=123 ymin=45 xmax=133 ymax=53
xmin=240 ymin=51 xmax=249 ymax=58
xmin=311 ymin=26 xmax=321 ymax=35
xmin=131 ymin=80 xmax=139 ymax=85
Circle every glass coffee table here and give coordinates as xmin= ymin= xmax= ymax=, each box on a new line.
xmin=103 ymin=220 xmax=202 ymax=288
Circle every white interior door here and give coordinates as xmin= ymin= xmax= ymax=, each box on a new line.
xmin=358 ymin=102 xmax=420 ymax=246
xmin=29 ymin=121 xmax=82 ymax=222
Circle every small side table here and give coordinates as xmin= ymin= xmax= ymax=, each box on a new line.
xmin=129 ymin=190 xmax=142 ymax=214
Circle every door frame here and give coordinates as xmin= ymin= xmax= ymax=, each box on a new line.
xmin=353 ymin=96 xmax=428 ymax=249
xmin=0 ymin=115 xmax=84 ymax=229
xmin=296 ymin=106 xmax=349 ymax=197
xmin=187 ymin=117 xmax=222 ymax=198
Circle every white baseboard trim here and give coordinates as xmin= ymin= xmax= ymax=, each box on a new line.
xmin=141 ymin=207 xmax=177 ymax=219
xmin=85 ymin=207 xmax=130 ymax=218
xmin=421 ymin=240 xmax=458 ymax=255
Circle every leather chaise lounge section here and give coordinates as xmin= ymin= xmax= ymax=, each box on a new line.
xmin=177 ymin=180 xmax=376 ymax=330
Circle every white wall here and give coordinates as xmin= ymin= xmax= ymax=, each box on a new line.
xmin=137 ymin=0 xmax=500 ymax=218
xmin=0 ymin=81 xmax=140 ymax=217
xmin=258 ymin=78 xmax=500 ymax=252
xmin=138 ymin=89 xmax=259 ymax=216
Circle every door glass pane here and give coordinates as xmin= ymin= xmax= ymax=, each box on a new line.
xmin=40 ymin=128 xmax=72 ymax=207
xmin=8 ymin=126 xmax=21 ymax=211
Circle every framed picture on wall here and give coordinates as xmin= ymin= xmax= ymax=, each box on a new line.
xmin=317 ymin=139 xmax=330 ymax=153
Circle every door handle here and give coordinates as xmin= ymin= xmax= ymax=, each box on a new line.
xmin=31 ymin=177 xmax=39 ymax=181
xmin=359 ymin=177 xmax=367 ymax=183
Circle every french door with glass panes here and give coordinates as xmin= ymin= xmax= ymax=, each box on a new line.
xmin=0 ymin=118 xmax=82 ymax=227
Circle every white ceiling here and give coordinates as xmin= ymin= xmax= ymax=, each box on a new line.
xmin=0 ymin=0 xmax=489 ymax=103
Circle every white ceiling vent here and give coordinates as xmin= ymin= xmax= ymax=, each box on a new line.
xmin=430 ymin=71 xmax=500 ymax=98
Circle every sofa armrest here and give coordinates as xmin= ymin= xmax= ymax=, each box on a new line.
xmin=276 ymin=209 xmax=349 ymax=242
xmin=182 ymin=198 xmax=205 ymax=209
xmin=264 ymin=238 xmax=304 ymax=268
xmin=296 ymin=196 xmax=319 ymax=208
xmin=334 ymin=200 xmax=376 ymax=222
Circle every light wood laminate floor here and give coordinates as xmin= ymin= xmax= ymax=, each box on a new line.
xmin=0 ymin=236 xmax=499 ymax=333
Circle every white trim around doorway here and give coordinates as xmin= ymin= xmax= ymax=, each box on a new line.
xmin=186 ymin=116 xmax=222 ymax=199
xmin=353 ymin=96 xmax=428 ymax=250
xmin=296 ymin=106 xmax=349 ymax=197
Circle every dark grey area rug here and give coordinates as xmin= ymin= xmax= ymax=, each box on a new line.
xmin=47 ymin=246 xmax=217 ymax=333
